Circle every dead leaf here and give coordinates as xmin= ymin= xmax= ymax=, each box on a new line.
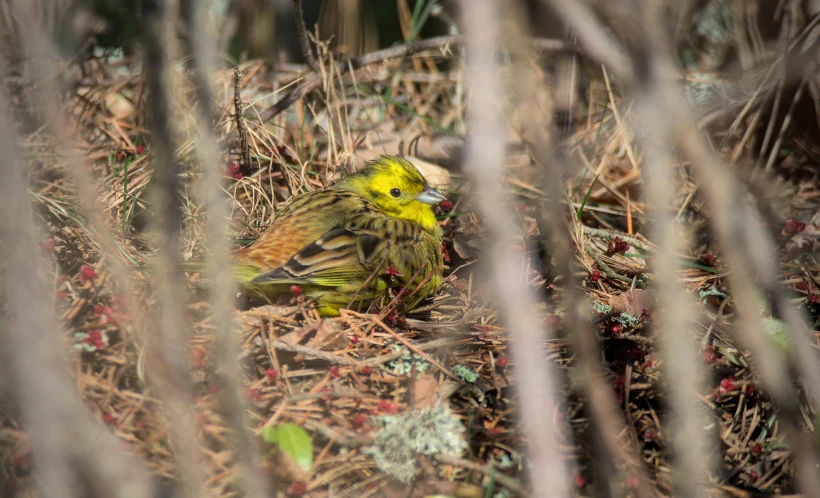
xmin=608 ymin=288 xmax=654 ymax=317
xmin=411 ymin=372 xmax=438 ymax=409
xmin=267 ymin=448 xmax=311 ymax=483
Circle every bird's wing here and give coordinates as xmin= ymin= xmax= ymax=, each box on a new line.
xmin=251 ymin=214 xmax=424 ymax=289
xmin=230 ymin=190 xmax=346 ymax=273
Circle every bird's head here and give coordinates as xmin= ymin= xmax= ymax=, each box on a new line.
xmin=336 ymin=156 xmax=446 ymax=232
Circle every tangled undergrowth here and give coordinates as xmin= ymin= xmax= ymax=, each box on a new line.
xmin=2 ymin=15 xmax=820 ymax=498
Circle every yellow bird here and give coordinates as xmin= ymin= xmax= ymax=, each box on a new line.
xmin=209 ymin=156 xmax=446 ymax=316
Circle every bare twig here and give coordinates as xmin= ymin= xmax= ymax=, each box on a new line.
xmin=460 ymin=1 xmax=571 ymax=495
xmin=636 ymin=51 xmax=714 ymax=498
xmin=680 ymin=126 xmax=820 ymax=496
xmin=187 ymin=4 xmax=272 ymax=497
xmin=1 ymin=5 xmax=155 ymax=498
xmin=234 ymin=67 xmax=251 ymax=168
xmin=292 ymin=0 xmax=320 ymax=72
xmin=503 ymin=3 xmax=656 ymax=494
xmin=0 ymin=79 xmax=152 ymax=498
xmin=141 ymin=1 xmax=207 ymax=495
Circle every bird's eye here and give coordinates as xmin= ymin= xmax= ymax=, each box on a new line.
xmin=389 ymin=188 xmax=401 ymax=198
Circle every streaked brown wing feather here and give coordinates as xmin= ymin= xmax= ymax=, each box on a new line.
xmin=230 ymin=190 xmax=377 ymax=273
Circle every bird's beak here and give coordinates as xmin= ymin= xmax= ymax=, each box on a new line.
xmin=415 ymin=186 xmax=447 ymax=205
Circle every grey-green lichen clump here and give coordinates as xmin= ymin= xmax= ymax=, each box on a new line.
xmin=365 ymin=404 xmax=467 ymax=483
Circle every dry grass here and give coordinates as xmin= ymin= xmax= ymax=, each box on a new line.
xmin=2 ymin=1 xmax=820 ymax=497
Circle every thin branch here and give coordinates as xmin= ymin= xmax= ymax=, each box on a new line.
xmin=1 ymin=5 xmax=155 ymax=498
xmin=503 ymin=3 xmax=656 ymax=494
xmin=141 ymin=0 xmax=207 ymax=495
xmin=234 ymin=67 xmax=251 ymax=168
xmin=187 ymin=3 xmax=272 ymax=497
xmin=460 ymin=1 xmax=571 ymax=496
xmin=292 ymin=0 xmax=320 ymax=72
xmin=637 ymin=59 xmax=714 ymax=498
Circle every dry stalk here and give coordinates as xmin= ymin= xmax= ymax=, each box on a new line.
xmin=292 ymin=0 xmax=320 ymax=72
xmin=554 ymin=0 xmax=820 ymax=494
xmin=0 ymin=78 xmax=152 ymax=498
xmin=141 ymin=1 xmax=207 ymax=495
xmin=636 ymin=55 xmax=714 ymax=498
xmin=234 ymin=67 xmax=252 ymax=168
xmin=187 ymin=2 xmax=272 ymax=497
xmin=680 ymin=127 xmax=820 ymax=496
xmin=505 ymin=2 xmax=656 ymax=496
xmin=0 ymin=4 xmax=159 ymax=497
xmin=460 ymin=1 xmax=570 ymax=496
xmin=549 ymin=0 xmax=820 ymax=495
xmin=218 ymin=34 xmax=576 ymax=144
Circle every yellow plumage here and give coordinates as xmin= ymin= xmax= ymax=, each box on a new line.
xmin=196 ymin=156 xmax=446 ymax=316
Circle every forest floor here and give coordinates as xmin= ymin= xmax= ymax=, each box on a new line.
xmin=1 ymin=32 xmax=820 ymax=498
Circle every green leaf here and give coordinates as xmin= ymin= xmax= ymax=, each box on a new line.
xmin=261 ymin=423 xmax=313 ymax=473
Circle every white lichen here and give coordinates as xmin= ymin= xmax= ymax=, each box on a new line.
xmin=365 ymin=404 xmax=467 ymax=483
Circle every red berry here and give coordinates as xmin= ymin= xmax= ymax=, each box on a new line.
xmin=93 ymin=304 xmax=114 ymax=317
xmin=720 ymin=375 xmax=737 ymax=394
xmin=749 ymin=469 xmax=759 ymax=481
xmin=102 ymin=412 xmax=116 ymax=426
xmin=116 ymin=150 xmax=126 ymax=162
xmin=353 ymin=413 xmax=368 ymax=428
xmin=750 ymin=442 xmax=764 ymax=455
xmin=378 ymin=399 xmax=398 ymax=414
xmin=246 ymin=388 xmax=262 ymax=402
xmin=233 ymin=173 xmax=243 ymax=180
xmin=79 ymin=264 xmax=98 ymax=282
xmin=385 ymin=265 xmax=399 ymax=277
xmin=573 ymin=473 xmax=586 ymax=488
xmin=39 ymin=237 xmax=56 ymax=252
xmin=783 ymin=219 xmax=805 ymax=235
xmin=9 ymin=453 xmax=28 ymax=468
xmin=439 ymin=200 xmax=453 ymax=212
xmin=290 ymin=285 xmax=302 ymax=296
xmin=359 ymin=365 xmax=372 ymax=375
xmin=350 ymin=335 xmax=359 ymax=344
xmin=440 ymin=241 xmax=451 ymax=263
xmin=591 ymin=269 xmax=601 ymax=282
xmin=330 ymin=366 xmax=341 ymax=379
xmin=135 ymin=145 xmax=145 ymax=155
xmin=286 ymin=481 xmax=307 ymax=497
xmin=229 ymin=161 xmax=241 ymax=173
xmin=703 ymin=347 xmax=719 ymax=364
xmin=265 ymin=368 xmax=278 ymax=381
xmin=542 ymin=315 xmax=561 ymax=332
xmin=497 ymin=355 xmax=508 ymax=367
xmin=642 ymin=429 xmax=655 ymax=441
xmin=456 ymin=279 xmax=466 ymax=290
xmin=88 ymin=330 xmax=105 ymax=349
